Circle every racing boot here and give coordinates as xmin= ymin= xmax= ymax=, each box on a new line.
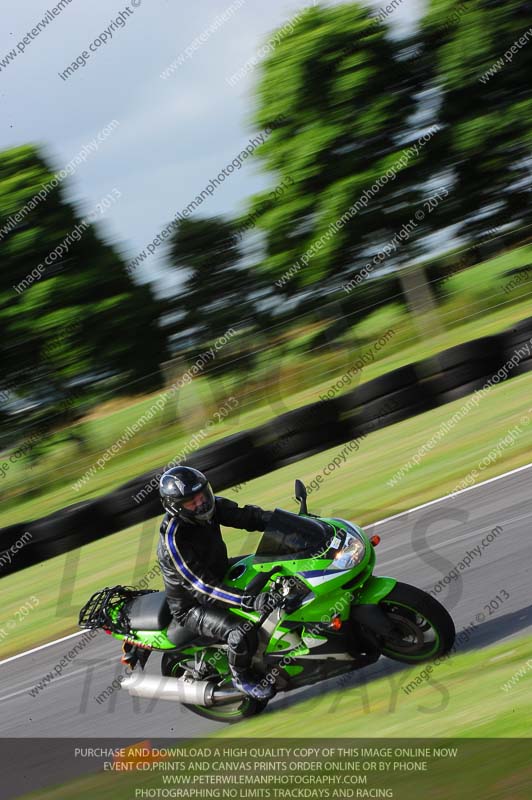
xmin=228 ymin=663 xmax=276 ymax=701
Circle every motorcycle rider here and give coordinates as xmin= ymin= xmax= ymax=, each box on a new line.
xmin=157 ymin=465 xmax=282 ymax=701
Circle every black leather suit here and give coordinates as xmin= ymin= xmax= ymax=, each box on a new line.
xmin=157 ymin=497 xmax=271 ymax=670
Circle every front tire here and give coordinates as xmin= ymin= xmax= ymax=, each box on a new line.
xmin=161 ymin=653 xmax=268 ymax=723
xmin=374 ymin=582 xmax=455 ymax=663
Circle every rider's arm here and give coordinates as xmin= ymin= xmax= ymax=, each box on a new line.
xmin=161 ymin=518 xmax=248 ymax=609
xmin=215 ymin=497 xmax=272 ymax=532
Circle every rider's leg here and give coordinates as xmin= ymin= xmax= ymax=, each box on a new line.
xmin=181 ymin=605 xmax=275 ymax=701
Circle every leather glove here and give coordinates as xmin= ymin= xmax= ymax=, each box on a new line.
xmin=242 ymin=590 xmax=283 ymax=614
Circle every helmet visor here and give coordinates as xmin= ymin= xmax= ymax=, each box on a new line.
xmin=179 ymin=485 xmax=215 ymax=522
xmin=182 ymin=490 xmax=211 ymax=512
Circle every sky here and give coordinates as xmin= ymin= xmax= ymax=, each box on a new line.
xmin=0 ymin=0 xmax=424 ymax=292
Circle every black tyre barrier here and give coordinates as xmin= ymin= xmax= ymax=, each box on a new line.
xmin=421 ymin=362 xmax=494 ymax=399
xmin=512 ymin=358 xmax=532 ymax=376
xmin=29 ymin=500 xmax=112 ymax=562
xmin=337 ymin=372 xmax=426 ymax=438
xmin=504 ymin=328 xmax=532 ymax=353
xmin=257 ymin=423 xmax=346 ymax=469
xmin=184 ymin=431 xmax=255 ymax=470
xmin=205 ymin=450 xmax=271 ymax=491
xmin=98 ymin=482 xmax=163 ymax=529
xmin=506 ymin=315 xmax=532 ymax=336
xmin=357 ymin=384 xmax=433 ymax=423
xmin=0 ymin=523 xmax=35 ymax=575
xmin=0 ymin=522 xmax=30 ymax=552
xmin=357 ymin=403 xmax=432 ymax=436
xmin=502 ymin=320 xmax=532 ymax=377
xmin=3 ymin=317 xmax=532 ymax=576
xmin=338 ymin=365 xmax=419 ymax=407
xmin=416 ymin=334 xmax=505 ymax=376
xmin=436 ymin=377 xmax=496 ymax=405
xmin=262 ymin=399 xmax=342 ymax=437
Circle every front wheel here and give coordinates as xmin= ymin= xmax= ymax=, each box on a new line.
xmin=161 ymin=653 xmax=268 ymax=724
xmin=374 ymin=582 xmax=455 ymax=663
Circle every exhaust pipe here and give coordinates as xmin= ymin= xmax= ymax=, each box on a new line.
xmin=121 ymin=673 xmax=245 ymax=707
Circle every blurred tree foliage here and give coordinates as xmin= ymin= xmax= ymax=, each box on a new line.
xmin=0 ymin=146 xmax=167 ymax=420
xmin=248 ymin=3 xmax=427 ymax=296
xmin=165 ymin=216 xmax=273 ymax=371
xmin=420 ymin=0 xmax=532 ymax=243
xmin=3 ymin=0 xmax=532 ymax=427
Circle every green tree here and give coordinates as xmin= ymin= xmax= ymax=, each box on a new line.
xmin=165 ymin=216 xmax=268 ymax=369
xmin=248 ymin=3 xmax=426 ymax=295
xmin=420 ymin=0 xmax=532 ymax=243
xmin=0 ymin=145 xmax=166 ymax=420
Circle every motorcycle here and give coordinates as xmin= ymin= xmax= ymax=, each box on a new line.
xmin=78 ymin=479 xmax=455 ymax=723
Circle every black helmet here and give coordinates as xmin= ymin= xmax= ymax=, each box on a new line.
xmin=159 ymin=466 xmax=215 ymax=524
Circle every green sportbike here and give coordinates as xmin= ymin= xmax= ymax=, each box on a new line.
xmin=78 ymin=480 xmax=455 ymax=723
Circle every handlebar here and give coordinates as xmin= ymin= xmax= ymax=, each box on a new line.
xmin=245 ymin=566 xmax=283 ymax=595
xmin=245 ymin=566 xmax=284 ymax=629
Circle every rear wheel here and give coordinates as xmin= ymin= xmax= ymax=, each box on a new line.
xmin=161 ymin=653 xmax=268 ymax=723
xmin=374 ymin=582 xmax=455 ymax=663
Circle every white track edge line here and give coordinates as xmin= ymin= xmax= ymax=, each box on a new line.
xmin=2 ymin=459 xmax=532 ymax=668
xmin=369 ymin=460 xmax=532 ymax=527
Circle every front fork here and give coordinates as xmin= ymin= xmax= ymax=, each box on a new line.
xmin=349 ymin=576 xmax=398 ymax=639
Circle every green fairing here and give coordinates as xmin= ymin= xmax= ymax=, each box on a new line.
xmin=352 ymin=575 xmax=397 ymax=605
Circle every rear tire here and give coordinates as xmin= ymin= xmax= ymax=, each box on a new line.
xmin=373 ymin=582 xmax=455 ymax=663
xmin=161 ymin=653 xmax=268 ymax=723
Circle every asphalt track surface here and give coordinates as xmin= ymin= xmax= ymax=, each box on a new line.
xmin=1 ymin=465 xmax=531 ymax=795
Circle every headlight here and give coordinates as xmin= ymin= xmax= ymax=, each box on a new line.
xmin=330 ymin=533 xmax=366 ymax=570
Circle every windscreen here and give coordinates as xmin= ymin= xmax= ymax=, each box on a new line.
xmin=254 ymin=508 xmax=332 ymax=561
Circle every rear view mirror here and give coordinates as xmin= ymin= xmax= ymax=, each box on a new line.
xmin=294 ymin=479 xmax=308 ymax=515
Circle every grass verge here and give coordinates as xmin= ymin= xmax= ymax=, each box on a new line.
xmin=19 ymin=636 xmax=532 ymax=799
xmin=2 ymin=244 xmax=532 ymax=527
xmin=1 ymin=371 xmax=532 ymax=659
